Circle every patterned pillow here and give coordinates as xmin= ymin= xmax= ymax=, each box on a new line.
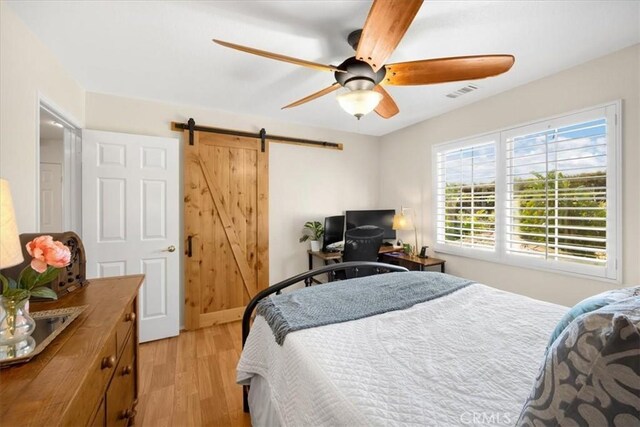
xmin=547 ymin=286 xmax=640 ymax=348
xmin=517 ymin=297 xmax=640 ymax=427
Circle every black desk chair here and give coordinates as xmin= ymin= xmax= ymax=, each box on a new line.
xmin=338 ymin=226 xmax=384 ymax=279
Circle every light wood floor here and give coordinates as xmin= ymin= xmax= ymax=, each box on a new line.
xmin=137 ymin=322 xmax=251 ymax=427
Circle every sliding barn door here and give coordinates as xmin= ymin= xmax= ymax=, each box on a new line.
xmin=184 ymin=131 xmax=268 ymax=329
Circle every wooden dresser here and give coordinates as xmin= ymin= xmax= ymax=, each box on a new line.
xmin=0 ymin=275 xmax=144 ymax=426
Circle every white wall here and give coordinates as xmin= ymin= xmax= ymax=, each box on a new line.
xmin=269 ymin=141 xmax=380 ymax=281
xmin=85 ymin=92 xmax=380 ymax=322
xmin=0 ymin=1 xmax=85 ymax=232
xmin=379 ymin=44 xmax=640 ymax=306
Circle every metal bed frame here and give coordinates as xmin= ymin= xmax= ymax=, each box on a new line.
xmin=241 ymin=261 xmax=409 ymax=412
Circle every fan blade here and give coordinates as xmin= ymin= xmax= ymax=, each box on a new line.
xmin=355 ymin=0 xmax=423 ymax=73
xmin=282 ymin=83 xmax=341 ymax=109
xmin=213 ymin=39 xmax=345 ymax=73
xmin=373 ymin=86 xmax=399 ymax=119
xmin=385 ymin=55 xmax=515 ymax=86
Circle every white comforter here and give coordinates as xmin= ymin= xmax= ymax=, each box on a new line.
xmin=237 ymin=284 xmax=567 ymax=426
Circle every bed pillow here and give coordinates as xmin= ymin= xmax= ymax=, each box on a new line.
xmin=547 ymin=286 xmax=640 ymax=348
xmin=517 ymin=297 xmax=640 ymax=427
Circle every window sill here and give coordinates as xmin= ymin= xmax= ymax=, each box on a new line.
xmin=433 ymin=244 xmax=621 ymax=285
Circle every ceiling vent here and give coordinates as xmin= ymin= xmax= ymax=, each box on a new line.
xmin=446 ymin=84 xmax=479 ymax=98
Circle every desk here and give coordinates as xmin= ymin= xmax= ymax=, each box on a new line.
xmin=308 ymin=245 xmax=404 ymax=270
xmin=380 ymin=252 xmax=446 ymax=273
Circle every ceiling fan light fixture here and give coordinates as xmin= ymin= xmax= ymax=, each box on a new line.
xmin=214 ymin=1 xmax=514 ymax=121
xmin=336 ymin=89 xmax=383 ymax=120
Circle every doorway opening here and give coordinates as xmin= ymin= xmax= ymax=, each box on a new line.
xmin=38 ymin=103 xmax=82 ymax=235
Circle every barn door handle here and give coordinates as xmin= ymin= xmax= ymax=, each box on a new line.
xmin=187 ymin=236 xmax=193 ymax=257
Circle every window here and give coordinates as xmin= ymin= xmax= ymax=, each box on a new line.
xmin=435 ymin=136 xmax=497 ymax=251
xmin=433 ymin=103 xmax=620 ymax=281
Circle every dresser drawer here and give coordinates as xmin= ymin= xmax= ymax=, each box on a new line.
xmin=62 ymin=332 xmax=118 ymax=426
xmin=89 ymin=399 xmax=106 ymax=427
xmin=106 ymin=331 xmax=136 ymax=427
xmin=116 ymin=300 xmax=136 ymax=356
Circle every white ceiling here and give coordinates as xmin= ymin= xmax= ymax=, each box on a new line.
xmin=9 ymin=1 xmax=640 ymax=136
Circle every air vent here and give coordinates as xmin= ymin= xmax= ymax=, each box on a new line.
xmin=446 ymin=84 xmax=479 ymax=99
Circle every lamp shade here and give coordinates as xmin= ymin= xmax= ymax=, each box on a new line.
xmin=337 ymin=89 xmax=383 ymax=119
xmin=0 ymin=179 xmax=24 ymax=269
xmin=392 ymin=212 xmax=414 ymax=231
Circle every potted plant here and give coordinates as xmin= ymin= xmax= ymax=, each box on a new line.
xmin=299 ymin=221 xmax=324 ymax=252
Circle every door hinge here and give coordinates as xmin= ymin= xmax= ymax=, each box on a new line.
xmin=259 ymin=128 xmax=266 ymax=153
xmin=188 ymin=118 xmax=195 ymax=146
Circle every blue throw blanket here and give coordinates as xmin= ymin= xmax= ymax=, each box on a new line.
xmin=256 ymin=271 xmax=473 ymax=345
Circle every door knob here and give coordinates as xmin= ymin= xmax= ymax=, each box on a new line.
xmin=164 ymin=245 xmax=176 ymax=253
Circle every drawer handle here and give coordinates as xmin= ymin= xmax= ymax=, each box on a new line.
xmin=119 ymin=408 xmax=137 ymax=420
xmin=101 ymin=355 xmax=116 ymax=370
xmin=121 ymin=365 xmax=133 ymax=376
xmin=125 ymin=312 xmax=136 ymax=322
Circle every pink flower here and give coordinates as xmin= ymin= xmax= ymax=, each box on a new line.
xmin=26 ymin=236 xmax=51 ymax=273
xmin=46 ymin=241 xmax=72 ymax=268
xmin=25 ymin=236 xmax=71 ymax=273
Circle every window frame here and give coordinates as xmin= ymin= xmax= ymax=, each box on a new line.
xmin=433 ymin=132 xmax=500 ymax=257
xmin=431 ymin=101 xmax=622 ymax=283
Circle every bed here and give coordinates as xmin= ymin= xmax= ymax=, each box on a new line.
xmin=237 ymin=262 xmax=568 ymax=426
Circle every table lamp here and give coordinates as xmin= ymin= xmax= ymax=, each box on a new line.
xmin=392 ymin=207 xmax=418 ymax=256
xmin=0 ymin=179 xmax=24 ymax=269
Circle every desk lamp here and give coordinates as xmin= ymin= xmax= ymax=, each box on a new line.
xmin=392 ymin=207 xmax=418 ymax=257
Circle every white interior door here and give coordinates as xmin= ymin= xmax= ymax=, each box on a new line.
xmin=82 ymin=129 xmax=180 ymax=343
xmin=40 ymin=162 xmax=63 ymax=232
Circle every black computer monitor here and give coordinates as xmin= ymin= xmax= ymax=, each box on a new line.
xmin=345 ymin=209 xmax=396 ymax=240
xmin=323 ymin=215 xmax=345 ymax=251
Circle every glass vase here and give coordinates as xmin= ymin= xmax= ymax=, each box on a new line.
xmin=0 ymin=297 xmax=36 ymax=353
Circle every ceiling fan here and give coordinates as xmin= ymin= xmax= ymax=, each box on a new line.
xmin=213 ymin=0 xmax=515 ymax=120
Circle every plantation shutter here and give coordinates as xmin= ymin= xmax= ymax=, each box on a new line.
xmin=504 ymin=114 xmax=609 ymax=268
xmin=435 ymin=137 xmax=497 ymax=250
xmin=432 ymin=103 xmax=619 ymax=280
